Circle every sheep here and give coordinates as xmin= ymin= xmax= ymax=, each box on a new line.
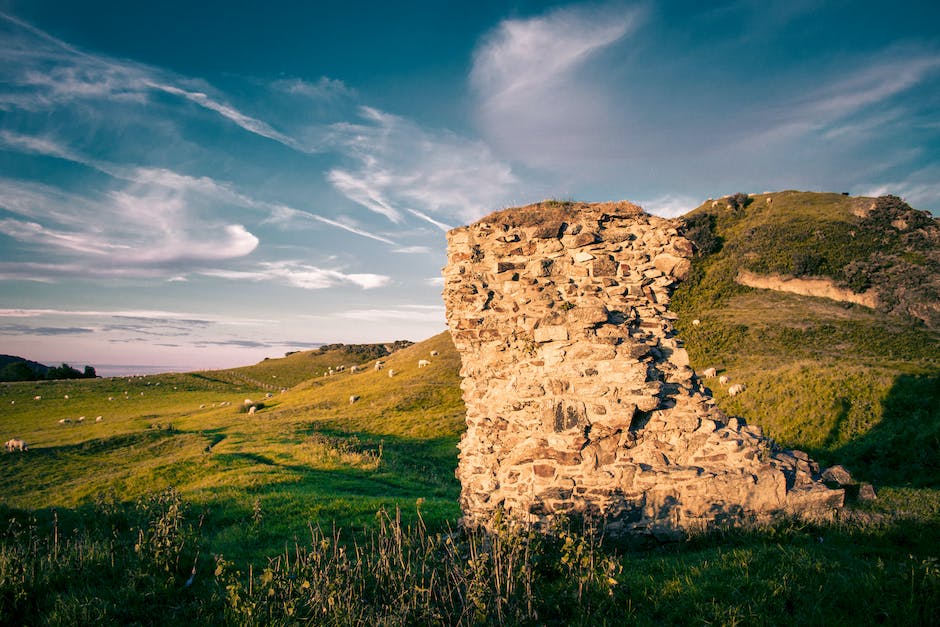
xmin=95 ymin=416 xmax=103 ymax=422
xmin=430 ymin=350 xmax=439 ymax=357
xmin=77 ymin=416 xmax=85 ymax=423
xmin=108 ymin=397 xmax=114 ymax=401
xmin=349 ymin=395 xmax=360 ymax=404
xmin=244 ymin=399 xmax=253 ymax=406
xmin=199 ymin=404 xmax=206 ymax=409
xmin=58 ymin=418 xmax=70 ymax=424
xmin=388 ymin=369 xmax=397 ymax=378
xmin=4 ymin=438 xmax=27 ymax=452
xmin=265 ymin=392 xmax=273 ymax=398
xmin=64 ymin=394 xmax=69 ymax=399
xmin=719 ymin=375 xmax=730 ymax=386
xmin=418 ymin=359 xmax=431 ymax=368
xmin=702 ymin=367 xmax=718 ymax=378
xmin=248 ymin=405 xmax=257 ymax=415
xmin=34 ymin=395 xmax=41 ymax=400
xmin=728 ymin=383 xmax=747 ymax=396
xmin=350 ymin=365 xmax=359 ymax=373
xmin=692 ymin=319 xmax=701 ymax=326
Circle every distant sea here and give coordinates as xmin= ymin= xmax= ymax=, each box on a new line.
xmin=92 ymin=364 xmax=192 ymax=378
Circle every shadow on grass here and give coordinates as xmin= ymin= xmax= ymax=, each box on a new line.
xmin=822 ymin=372 xmax=940 ymax=488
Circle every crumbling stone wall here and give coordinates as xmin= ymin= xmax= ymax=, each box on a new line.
xmin=443 ymin=201 xmax=843 ymax=539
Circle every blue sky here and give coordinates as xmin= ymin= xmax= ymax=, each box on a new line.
xmin=1 ymin=1 xmax=938 ymax=374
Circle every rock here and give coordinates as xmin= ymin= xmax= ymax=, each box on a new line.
xmin=857 ymin=482 xmax=877 ymax=501
xmin=443 ymin=201 xmax=842 ymax=539
xmin=821 ymin=464 xmax=854 ymax=488
xmin=534 ymin=325 xmax=568 ymax=342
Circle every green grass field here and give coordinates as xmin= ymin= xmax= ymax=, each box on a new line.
xmin=1 ymin=333 xmax=464 ymax=563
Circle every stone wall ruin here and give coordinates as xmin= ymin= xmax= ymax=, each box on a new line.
xmin=443 ymin=201 xmax=843 ymax=539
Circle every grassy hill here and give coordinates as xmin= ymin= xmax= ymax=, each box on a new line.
xmin=672 ymin=191 xmax=940 ymax=488
xmin=0 ymin=334 xmax=462 ymax=562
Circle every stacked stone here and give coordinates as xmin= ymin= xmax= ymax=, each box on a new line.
xmin=443 ymin=201 xmax=843 ymax=539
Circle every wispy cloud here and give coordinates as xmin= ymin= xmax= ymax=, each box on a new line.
xmin=146 ymin=81 xmax=309 ymax=152
xmin=639 ymin=194 xmax=699 ymax=218
xmin=0 ymin=174 xmax=259 ymax=277
xmin=470 ymin=3 xmax=640 ymax=172
xmin=337 ymin=304 xmax=445 ymax=323
xmin=202 ymin=261 xmax=390 ymax=290
xmin=0 ymin=324 xmax=94 ymax=336
xmin=265 ymin=204 xmax=398 ymax=246
xmin=272 ymin=76 xmax=355 ymax=101
xmin=328 ymin=107 xmax=518 ymax=224
xmin=0 ymin=307 xmax=271 ymax=326
xmin=735 ymin=49 xmax=940 ymax=151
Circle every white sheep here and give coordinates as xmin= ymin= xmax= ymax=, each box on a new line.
xmin=728 ymin=383 xmax=747 ymax=396
xmin=430 ymin=350 xmax=439 ymax=357
xmin=4 ymin=438 xmax=27 ymax=452
xmin=388 ymin=369 xmax=397 ymax=378
xmin=692 ymin=319 xmax=701 ymax=326
xmin=719 ymin=375 xmax=730 ymax=386
xmin=265 ymin=392 xmax=273 ymax=398
xmin=703 ymin=367 xmax=718 ymax=378
xmin=350 ymin=365 xmax=359 ymax=373
xmin=248 ymin=405 xmax=257 ymax=415
xmin=349 ymin=395 xmax=360 ymax=404
xmin=374 ymin=361 xmax=384 ymax=371
xmin=34 ymin=395 xmax=41 ymax=400
xmin=95 ymin=416 xmax=103 ymax=422
xmin=418 ymin=359 xmax=431 ymax=368
xmin=77 ymin=416 xmax=85 ymax=423
xmin=64 ymin=394 xmax=69 ymax=399
xmin=58 ymin=418 xmax=70 ymax=424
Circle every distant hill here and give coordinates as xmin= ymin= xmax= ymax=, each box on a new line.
xmin=672 ymin=191 xmax=940 ymax=487
xmin=0 ymin=354 xmax=49 ymax=381
xmin=0 ymin=355 xmax=96 ymax=382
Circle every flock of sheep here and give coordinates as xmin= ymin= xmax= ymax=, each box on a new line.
xmin=692 ymin=319 xmax=747 ymax=397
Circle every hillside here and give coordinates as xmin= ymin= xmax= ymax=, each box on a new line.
xmin=0 ymin=334 xmax=461 ymax=560
xmin=0 ymin=354 xmax=50 ymax=381
xmin=672 ymin=191 xmax=940 ymax=488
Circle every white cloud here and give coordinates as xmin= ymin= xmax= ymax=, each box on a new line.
xmin=393 ymin=246 xmax=433 ymax=254
xmin=272 ymin=76 xmax=355 ymax=101
xmin=202 ymin=261 xmax=390 ymax=290
xmin=337 ymin=305 xmax=445 ymax=323
xmin=639 ymin=194 xmax=699 ymax=218
xmin=0 ymin=307 xmax=271 ymax=325
xmin=735 ymin=50 xmax=940 ymax=152
xmin=263 ymin=204 xmax=399 ymax=245
xmin=859 ymin=167 xmax=940 ymax=214
xmin=470 ymin=4 xmax=640 ymax=172
xmin=0 ymin=173 xmax=259 ymax=278
xmin=328 ymin=107 xmax=518 ymax=225
xmin=326 ymin=168 xmax=404 ymax=222
xmin=147 ymin=81 xmax=308 ymax=152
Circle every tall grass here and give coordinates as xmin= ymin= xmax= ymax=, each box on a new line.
xmin=2 ymin=493 xmax=938 ymax=625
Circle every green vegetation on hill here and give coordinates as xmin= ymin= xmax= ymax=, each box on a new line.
xmin=673 ymin=191 xmax=940 ymax=488
xmin=0 ymin=334 xmax=463 ymax=563
xmin=0 ymin=355 xmax=96 ymax=382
